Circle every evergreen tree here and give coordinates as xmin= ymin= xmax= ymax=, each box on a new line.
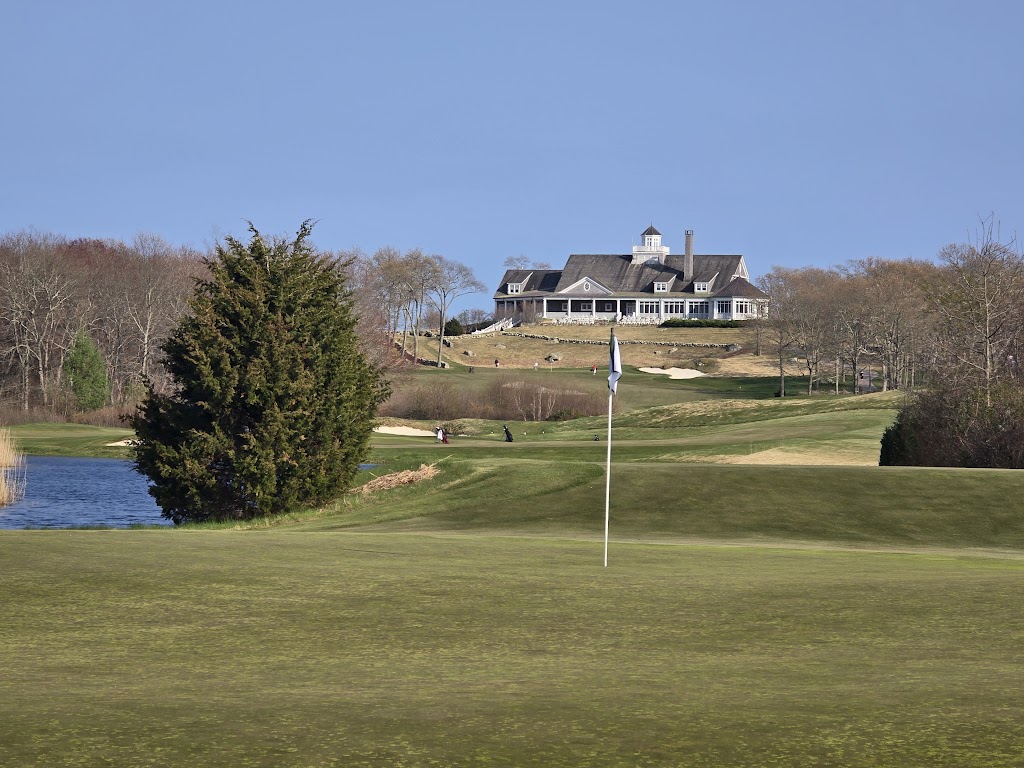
xmin=132 ymin=222 xmax=389 ymax=524
xmin=443 ymin=317 xmax=465 ymax=337
xmin=65 ymin=331 xmax=111 ymax=411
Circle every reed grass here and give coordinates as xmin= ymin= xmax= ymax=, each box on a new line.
xmin=0 ymin=427 xmax=26 ymax=506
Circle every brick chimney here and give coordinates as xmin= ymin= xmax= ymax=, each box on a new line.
xmin=684 ymin=230 xmax=694 ymax=282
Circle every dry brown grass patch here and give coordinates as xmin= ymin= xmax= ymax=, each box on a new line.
xmin=0 ymin=428 xmax=26 ymax=506
xmin=353 ymin=463 xmax=439 ymax=494
xmin=411 ymin=323 xmax=762 ymax=371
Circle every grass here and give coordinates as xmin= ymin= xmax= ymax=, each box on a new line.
xmin=371 ymin=391 xmax=901 ymax=469
xmin=317 ymin=455 xmax=1024 ymax=550
xmin=416 ymin=322 xmax=756 ymax=370
xmin=0 ymin=427 xmax=25 ymax=505
xmin=8 ymin=422 xmax=135 ymax=458
xmin=4 ymin=359 xmax=1023 ymax=765
xmin=1 ymin=533 xmax=1023 ymax=767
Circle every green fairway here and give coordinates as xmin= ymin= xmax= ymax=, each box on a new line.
xmin=1 ymin=532 xmax=1022 ymax=767
xmin=8 ymin=423 xmax=134 ymax=458
xmin=318 ymin=456 xmax=1024 ymax=550
xmin=4 ymin=377 xmax=1024 ymax=765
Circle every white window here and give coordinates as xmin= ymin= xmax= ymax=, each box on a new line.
xmin=663 ymin=301 xmax=686 ymax=314
xmin=583 ymin=281 xmax=591 ymax=291
xmin=507 ymin=283 xmax=521 ymax=295
xmin=654 ymin=281 xmax=669 ymax=293
xmin=695 ymin=282 xmax=709 ymax=293
xmin=602 ymin=302 xmax=615 ymax=312
xmin=734 ymin=300 xmax=752 ymax=315
xmin=689 ymin=300 xmax=709 ymax=315
xmin=639 ymin=301 xmax=659 ymax=314
xmin=716 ymin=300 xmax=731 ymax=315
xmin=580 ymin=302 xmax=592 ymax=311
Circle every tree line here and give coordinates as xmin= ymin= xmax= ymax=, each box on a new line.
xmin=350 ymin=246 xmax=486 ymax=367
xmin=0 ymin=230 xmax=488 ymax=421
xmin=756 ymin=217 xmax=1024 ymax=467
xmin=0 ymin=231 xmax=202 ymax=416
xmin=756 ymin=257 xmax=939 ymax=397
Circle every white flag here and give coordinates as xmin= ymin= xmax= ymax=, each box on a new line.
xmin=608 ymin=331 xmax=622 ymax=394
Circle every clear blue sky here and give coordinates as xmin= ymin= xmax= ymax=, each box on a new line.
xmin=3 ymin=1 xmax=1022 ymax=313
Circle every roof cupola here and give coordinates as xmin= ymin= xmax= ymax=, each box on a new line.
xmin=631 ymin=224 xmax=670 ymax=265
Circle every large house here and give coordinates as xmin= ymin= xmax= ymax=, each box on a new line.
xmin=493 ymin=226 xmax=767 ymax=323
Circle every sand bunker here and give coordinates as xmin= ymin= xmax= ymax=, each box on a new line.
xmin=639 ymin=367 xmax=707 ymax=379
xmin=373 ymin=426 xmax=436 ymax=437
xmin=105 ymin=439 xmax=136 ymax=447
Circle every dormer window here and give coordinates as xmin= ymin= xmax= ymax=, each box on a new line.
xmin=507 ymin=283 xmax=521 ymax=295
xmin=695 ymin=282 xmax=709 ymax=293
xmin=654 ymin=281 xmax=669 ymax=293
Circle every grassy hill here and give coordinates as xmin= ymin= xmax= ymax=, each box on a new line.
xmin=407 ymin=321 xmax=801 ymax=376
xmin=5 ymin=365 xmax=1024 ymax=766
xmin=4 ymin=528 xmax=1023 ymax=767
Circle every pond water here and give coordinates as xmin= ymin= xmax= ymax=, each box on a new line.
xmin=0 ymin=457 xmax=381 ymax=530
xmin=0 ymin=455 xmax=168 ymax=529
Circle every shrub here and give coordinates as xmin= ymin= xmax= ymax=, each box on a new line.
xmin=379 ymin=380 xmax=475 ymax=421
xmin=381 ymin=373 xmax=607 ymax=422
xmin=443 ymin=318 xmax=465 ymax=337
xmin=71 ymin=405 xmax=132 ymax=428
xmin=133 ymin=222 xmax=389 ymax=525
xmin=880 ymin=381 xmax=1024 ymax=468
xmin=659 ymin=319 xmax=742 ymax=328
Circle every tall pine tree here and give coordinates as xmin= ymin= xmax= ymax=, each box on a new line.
xmin=132 ymin=221 xmax=389 ymax=524
xmin=65 ymin=331 xmax=111 ymax=411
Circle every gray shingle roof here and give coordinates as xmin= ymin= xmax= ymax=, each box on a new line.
xmin=493 ymin=254 xmax=747 ymax=299
xmin=641 ymin=225 xmax=661 ymax=236
xmin=495 ymin=269 xmax=563 ymax=297
xmin=711 ymin=276 xmax=769 ymax=299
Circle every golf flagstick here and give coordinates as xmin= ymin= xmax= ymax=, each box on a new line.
xmin=605 ymin=329 xmax=621 ymax=567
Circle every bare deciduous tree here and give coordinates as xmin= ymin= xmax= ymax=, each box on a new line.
xmin=427 ymin=256 xmax=485 ymax=368
xmin=930 ymin=217 xmax=1024 ymax=406
xmin=0 ymin=232 xmax=79 ymax=409
xmin=757 ymin=268 xmax=800 ymax=397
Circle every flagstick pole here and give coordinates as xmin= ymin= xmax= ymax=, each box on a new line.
xmin=604 ymin=386 xmax=613 ymax=568
xmin=605 ymin=328 xmax=620 ymax=568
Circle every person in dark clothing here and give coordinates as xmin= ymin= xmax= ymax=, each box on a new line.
xmin=503 ymin=425 xmax=514 ymax=442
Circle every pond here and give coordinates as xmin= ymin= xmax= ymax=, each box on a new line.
xmin=0 ymin=455 xmax=167 ymax=529
xmin=0 ymin=457 xmax=381 ymax=530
